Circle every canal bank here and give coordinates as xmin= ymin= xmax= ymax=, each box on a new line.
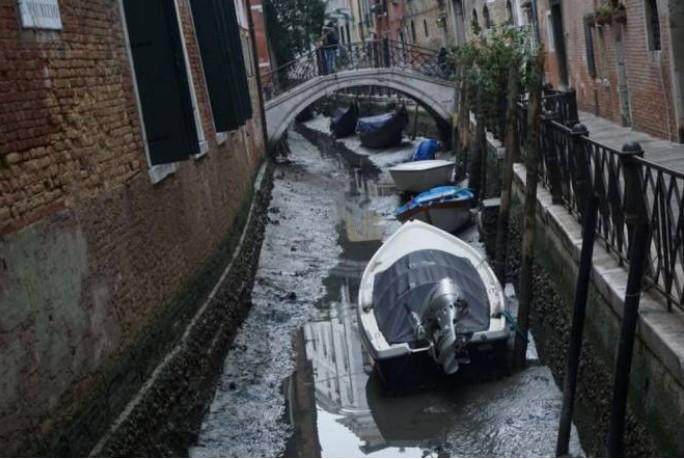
xmin=189 ymin=117 xmax=584 ymax=457
xmin=90 ymin=163 xmax=273 ymax=457
xmin=498 ymin=163 xmax=681 ymax=456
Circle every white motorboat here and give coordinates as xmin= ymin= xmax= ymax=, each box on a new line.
xmin=357 ymin=220 xmax=509 ymax=388
xmin=388 ymin=159 xmax=455 ymax=193
xmin=394 ymin=186 xmax=473 ymax=234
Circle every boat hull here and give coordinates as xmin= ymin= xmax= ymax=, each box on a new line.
xmin=389 ymin=162 xmax=454 ymax=192
xmin=396 ymin=201 xmax=472 ymax=233
xmin=363 ymin=334 xmax=509 ymax=391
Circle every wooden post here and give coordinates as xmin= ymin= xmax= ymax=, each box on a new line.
xmin=480 ymin=118 xmax=488 ymax=202
xmin=556 ymin=124 xmax=595 ymax=457
xmin=494 ymin=62 xmax=522 ymax=282
xmin=514 ymin=51 xmax=544 ymax=369
xmin=606 ymin=142 xmax=649 ymax=457
xmin=469 ymin=114 xmax=486 ymax=203
xmin=456 ymin=78 xmax=471 ymax=180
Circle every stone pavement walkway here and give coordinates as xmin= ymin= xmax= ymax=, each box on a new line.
xmin=579 ymin=111 xmax=684 ymax=172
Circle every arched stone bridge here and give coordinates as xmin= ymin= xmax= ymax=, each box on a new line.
xmin=262 ymin=40 xmax=458 ymax=145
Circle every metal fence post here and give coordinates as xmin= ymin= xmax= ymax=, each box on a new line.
xmin=568 ymin=88 xmax=579 ymax=125
xmin=570 ymin=124 xmax=591 ymax=216
xmin=542 ymin=112 xmax=564 ymax=204
xmin=606 ymin=142 xmax=649 ymax=457
xmin=556 ymin=123 xmax=596 ymax=457
xmin=382 ymin=37 xmax=390 ymax=68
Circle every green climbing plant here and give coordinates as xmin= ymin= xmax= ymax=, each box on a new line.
xmin=449 ymin=25 xmax=538 ymax=136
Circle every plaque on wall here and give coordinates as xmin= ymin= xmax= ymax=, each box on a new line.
xmin=18 ymin=0 xmax=63 ymax=31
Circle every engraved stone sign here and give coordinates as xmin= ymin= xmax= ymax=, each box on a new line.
xmin=18 ymin=0 xmax=63 ymax=31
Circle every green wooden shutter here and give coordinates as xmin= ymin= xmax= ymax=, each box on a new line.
xmin=123 ymin=0 xmax=199 ymax=165
xmin=221 ymin=0 xmax=253 ymax=122
xmin=190 ymin=0 xmax=242 ymax=132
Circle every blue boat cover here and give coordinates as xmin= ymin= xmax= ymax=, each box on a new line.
xmin=356 ymin=113 xmax=395 ymax=135
xmin=394 ymin=186 xmax=473 ymax=217
xmin=412 ymin=139 xmax=441 ymax=161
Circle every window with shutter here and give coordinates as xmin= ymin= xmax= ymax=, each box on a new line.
xmin=189 ymin=0 xmax=253 ymax=133
xmin=122 ymin=0 xmax=199 ymax=165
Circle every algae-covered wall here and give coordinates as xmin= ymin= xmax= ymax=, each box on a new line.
xmin=509 ymin=173 xmax=684 ymax=456
xmin=0 ymin=1 xmax=266 ymax=455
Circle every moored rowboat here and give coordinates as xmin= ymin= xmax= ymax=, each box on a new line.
xmin=357 ymin=220 xmax=508 ymax=389
xmin=388 ymin=159 xmax=455 ymax=192
xmin=330 ymin=104 xmax=358 ymax=138
xmin=356 ymin=109 xmax=409 ymax=149
xmin=394 ymin=186 xmax=473 ymax=234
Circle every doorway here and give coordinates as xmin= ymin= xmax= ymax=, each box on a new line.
xmin=550 ymin=0 xmax=569 ymax=87
xmin=452 ymin=0 xmax=466 ymax=45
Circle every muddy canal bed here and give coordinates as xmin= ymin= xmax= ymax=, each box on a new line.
xmin=190 ymin=120 xmax=584 ymax=457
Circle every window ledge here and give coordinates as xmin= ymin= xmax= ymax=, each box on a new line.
xmin=193 ymin=140 xmax=210 ymax=160
xmin=149 ymin=163 xmax=177 ymax=184
xmin=216 ymin=132 xmax=228 ymax=146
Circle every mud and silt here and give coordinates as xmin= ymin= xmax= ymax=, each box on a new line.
xmin=191 ymin=118 xmax=584 ymax=457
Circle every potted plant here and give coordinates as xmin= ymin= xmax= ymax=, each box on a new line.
xmin=584 ymin=12 xmax=596 ymax=27
xmin=594 ymin=4 xmax=613 ymax=26
xmin=613 ymin=3 xmax=627 ymax=24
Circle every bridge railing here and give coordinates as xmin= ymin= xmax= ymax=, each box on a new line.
xmin=262 ymin=39 xmax=456 ymax=101
xmin=519 ymin=92 xmax=684 ymax=311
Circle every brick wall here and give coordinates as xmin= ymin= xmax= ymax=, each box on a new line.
xmin=463 ymin=0 xmax=514 ymax=41
xmin=405 ymin=0 xmax=447 ymax=48
xmin=249 ymin=0 xmax=273 ymax=81
xmin=0 ymin=0 xmax=265 ymax=454
xmin=537 ymin=0 xmax=677 ymax=141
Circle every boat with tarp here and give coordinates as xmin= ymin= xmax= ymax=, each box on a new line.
xmin=356 ymin=109 xmax=409 ymax=149
xmin=394 ymin=186 xmax=473 ymax=233
xmin=357 ymin=221 xmax=508 ymax=389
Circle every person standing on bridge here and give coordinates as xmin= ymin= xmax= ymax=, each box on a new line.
xmin=321 ymin=21 xmax=339 ymax=75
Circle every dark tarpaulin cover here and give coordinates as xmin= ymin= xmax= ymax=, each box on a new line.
xmin=356 ymin=113 xmax=396 ymax=135
xmin=330 ymin=105 xmax=358 ymax=137
xmin=372 ymin=249 xmax=490 ymax=345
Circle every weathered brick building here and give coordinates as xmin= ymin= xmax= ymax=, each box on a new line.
xmin=405 ymin=0 xmax=450 ymax=48
xmin=0 ymin=0 xmax=266 ymax=454
xmin=536 ymin=0 xmax=684 ymax=142
xmin=372 ymin=0 xmax=406 ymax=40
xmin=450 ymin=0 xmax=521 ymax=42
xmin=249 ymin=0 xmax=273 ymax=80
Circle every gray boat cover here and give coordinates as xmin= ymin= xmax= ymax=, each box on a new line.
xmin=372 ymin=249 xmax=490 ymax=345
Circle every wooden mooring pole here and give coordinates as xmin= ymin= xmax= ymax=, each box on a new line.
xmin=514 ymin=51 xmax=544 ymax=369
xmin=494 ymin=62 xmax=521 ymax=282
xmin=606 ymin=142 xmax=649 ymax=457
xmin=556 ymin=123 xmax=596 ymax=457
xmin=468 ymin=89 xmax=485 ymax=204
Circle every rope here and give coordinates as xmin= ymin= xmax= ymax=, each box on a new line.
xmin=502 ymin=309 xmax=528 ymax=343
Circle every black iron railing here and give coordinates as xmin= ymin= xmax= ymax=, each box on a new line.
xmin=520 ymin=89 xmax=684 ymax=311
xmin=262 ymin=39 xmax=455 ymax=101
xmin=636 ymin=157 xmax=684 ymax=308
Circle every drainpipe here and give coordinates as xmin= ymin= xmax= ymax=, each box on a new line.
xmin=530 ymin=0 xmax=541 ymax=46
xmin=666 ymin=0 xmax=684 ymax=142
xmin=246 ymin=0 xmax=270 ymax=150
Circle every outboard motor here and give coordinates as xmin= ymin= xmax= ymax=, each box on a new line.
xmin=419 ymin=278 xmax=470 ymax=374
